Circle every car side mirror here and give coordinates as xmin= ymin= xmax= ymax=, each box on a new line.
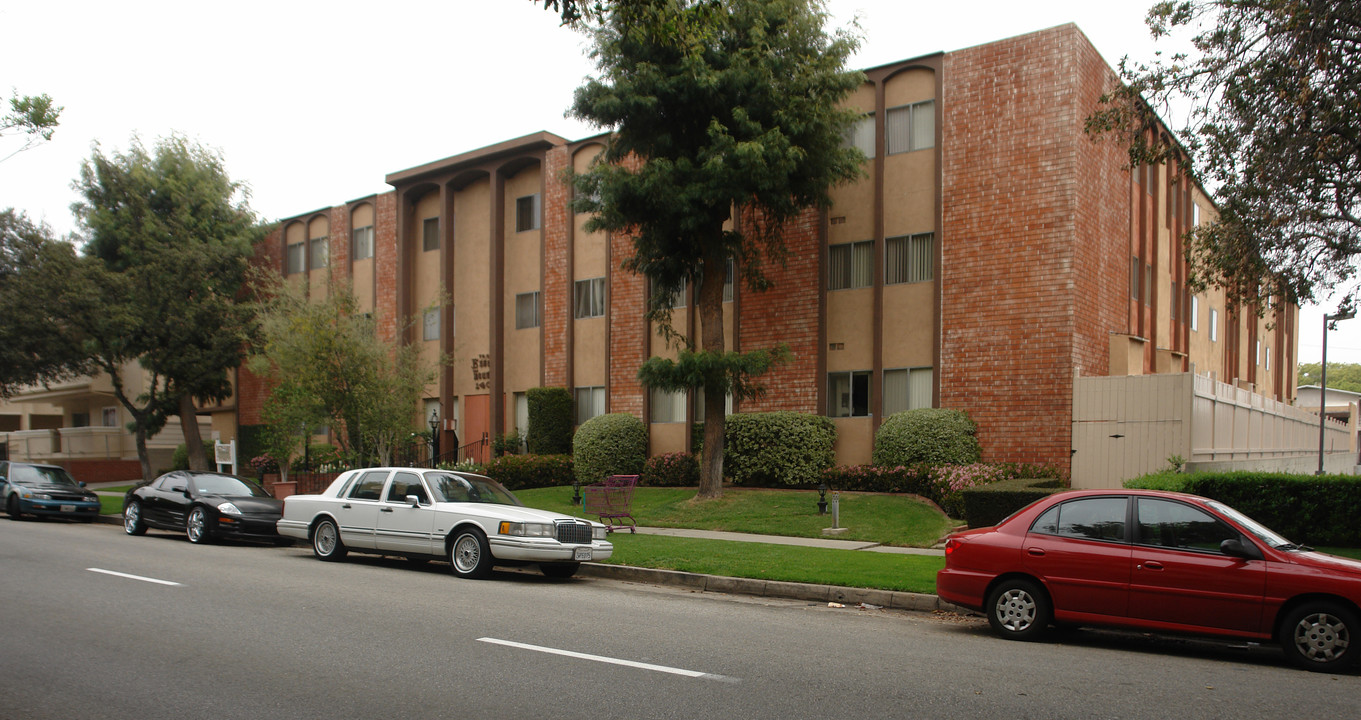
xmin=406 ymin=495 xmax=422 ymax=507
xmin=79 ymin=481 xmax=87 ymax=487
xmin=1221 ymin=538 xmax=1262 ymax=561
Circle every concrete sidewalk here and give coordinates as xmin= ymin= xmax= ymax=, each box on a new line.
xmin=630 ymin=526 xmax=944 ymax=555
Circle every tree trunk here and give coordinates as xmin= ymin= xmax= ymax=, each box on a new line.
xmin=696 ymin=241 xmax=728 ymax=499
xmin=180 ymin=392 xmax=209 ymax=471
xmin=134 ymin=427 xmax=153 ymax=483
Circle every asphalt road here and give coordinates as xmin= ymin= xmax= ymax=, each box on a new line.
xmin=2 ymin=518 xmax=1357 ymax=720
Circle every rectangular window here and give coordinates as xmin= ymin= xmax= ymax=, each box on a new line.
xmin=885 ymin=100 xmax=934 ymax=154
xmin=352 ymin=225 xmax=374 ymax=260
xmin=516 ymin=194 xmax=540 ymax=232
xmin=515 ymin=291 xmax=540 ymax=329
xmin=1266 ymin=347 xmax=1271 ymax=371
xmin=1191 ymin=295 xmax=1200 ymax=332
xmin=574 ymin=277 xmax=606 ymax=319
xmin=723 ymin=257 xmax=734 ymax=302
xmin=1170 ymin=281 xmax=1179 ymax=323
xmin=1144 ymin=263 xmax=1153 ymax=307
xmin=1130 ymin=255 xmax=1141 ymax=300
xmin=102 ymin=407 xmax=118 ymax=427
xmin=693 ymin=387 xmax=733 ymax=420
xmin=513 ymin=393 xmax=529 ymax=443
xmin=286 ymin=242 xmax=305 ymax=275
xmin=829 ymin=240 xmax=873 ymax=290
xmin=649 ymin=388 xmax=687 ymax=424
xmin=574 ymin=386 xmax=605 ymax=425
xmin=422 ymin=217 xmax=439 ymax=252
xmin=846 ymin=113 xmax=875 ymax=158
xmin=883 ymin=367 xmax=933 ymax=416
xmin=309 ymin=236 xmax=329 ymax=270
xmin=1209 ymin=308 xmax=1219 ymax=342
xmin=885 ymin=233 xmax=933 ymax=284
xmin=828 ymin=370 xmax=871 ymax=418
xmin=423 ymin=308 xmax=440 ymax=341
xmin=1256 ymin=340 xmax=1262 ymax=365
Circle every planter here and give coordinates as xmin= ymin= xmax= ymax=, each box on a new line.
xmin=270 ymin=481 xmax=297 ymax=500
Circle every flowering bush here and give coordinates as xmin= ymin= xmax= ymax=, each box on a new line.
xmin=931 ymin=463 xmax=1007 ymax=517
xmin=249 ymin=455 xmax=279 ymax=473
xmin=642 ymin=452 xmax=699 ymax=487
xmin=819 ymin=464 xmax=934 ymax=495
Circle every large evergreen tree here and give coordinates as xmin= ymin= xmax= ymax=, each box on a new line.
xmin=0 ymin=210 xmax=90 ymax=396
xmin=72 ymin=135 xmax=260 ymax=478
xmin=1086 ymin=0 xmax=1361 ymax=312
xmin=570 ymin=0 xmax=864 ymax=497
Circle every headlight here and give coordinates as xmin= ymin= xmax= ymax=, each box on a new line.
xmin=498 ymin=521 xmax=554 ymax=538
xmin=19 ymin=487 xmax=49 ymax=500
xmin=217 ymin=502 xmax=242 ymax=515
xmin=593 ymin=526 xmax=608 ymax=540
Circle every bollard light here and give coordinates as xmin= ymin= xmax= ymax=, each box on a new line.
xmin=817 ymin=482 xmax=829 ymax=515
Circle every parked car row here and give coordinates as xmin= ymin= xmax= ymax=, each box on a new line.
xmin=937 ymin=489 xmax=1361 ymax=673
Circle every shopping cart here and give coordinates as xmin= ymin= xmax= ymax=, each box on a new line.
xmin=582 ymin=474 xmax=638 ymax=533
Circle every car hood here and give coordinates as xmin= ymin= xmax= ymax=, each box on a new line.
xmin=202 ymin=495 xmax=284 ymax=514
xmin=17 ymin=483 xmax=94 ymax=496
xmin=1294 ymin=550 xmax=1361 ymax=577
xmin=435 ymin=502 xmax=597 ymax=526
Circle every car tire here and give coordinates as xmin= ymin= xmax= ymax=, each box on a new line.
xmin=185 ymin=506 xmax=212 ymax=544
xmin=449 ymin=528 xmax=492 ymax=579
xmin=540 ymin=562 xmax=580 ymax=579
xmin=1280 ymin=601 xmax=1360 ymax=672
xmin=311 ymin=518 xmax=347 ymax=561
xmin=986 ymin=578 xmax=1051 ymax=641
xmin=7 ymin=495 xmax=24 ymax=520
xmin=123 ymin=499 xmax=147 ymax=535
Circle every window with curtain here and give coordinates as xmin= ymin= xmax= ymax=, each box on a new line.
xmin=352 ymin=225 xmax=374 ymax=260
xmin=883 ymin=367 xmax=933 ymax=416
xmin=574 ymin=277 xmax=606 ymax=319
xmin=650 ymin=388 xmax=687 ymax=423
xmin=515 ymin=292 xmax=540 ymax=329
xmin=309 ymin=236 xmax=328 ymax=270
xmin=885 ymin=233 xmax=933 ymax=284
xmin=575 ymin=386 xmax=605 ymax=425
xmin=845 ymin=113 xmax=874 ymax=158
xmin=829 ymin=240 xmax=873 ymax=290
xmin=423 ymin=309 xmax=439 ymax=341
xmin=886 ymin=100 xmax=934 ymax=154
xmin=516 ymin=194 xmax=541 ymax=232
xmin=285 ymin=242 xmax=305 ymax=275
xmin=828 ymin=370 xmax=871 ymax=418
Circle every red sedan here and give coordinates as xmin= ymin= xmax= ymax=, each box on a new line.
xmin=937 ymin=489 xmax=1361 ymax=672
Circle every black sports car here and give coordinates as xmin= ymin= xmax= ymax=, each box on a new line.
xmin=123 ymin=471 xmax=286 ymax=544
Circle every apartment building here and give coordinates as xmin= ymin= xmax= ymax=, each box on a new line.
xmin=234 ymin=23 xmax=1296 ymax=477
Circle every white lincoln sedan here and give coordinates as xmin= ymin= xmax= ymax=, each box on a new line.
xmin=277 ymin=467 xmax=612 ymax=579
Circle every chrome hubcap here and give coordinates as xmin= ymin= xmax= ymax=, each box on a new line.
xmin=124 ymin=503 xmax=139 ymax=532
xmin=1294 ymin=612 xmax=1350 ymax=663
xmin=315 ymin=523 xmax=337 ymax=555
xmin=996 ymin=589 xmax=1037 ymax=632
xmin=453 ymin=535 xmax=480 ymax=573
xmin=187 ymin=509 xmax=205 ymax=542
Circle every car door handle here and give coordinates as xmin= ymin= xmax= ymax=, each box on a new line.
xmin=342 ymin=504 xmax=352 ymax=509
xmin=380 ymin=507 xmax=394 ymax=513
xmin=1026 ymin=548 xmax=1046 ymax=557
xmin=1137 ymin=561 xmax=1164 ymax=571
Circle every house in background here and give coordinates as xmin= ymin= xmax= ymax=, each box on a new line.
xmin=235 ymin=23 xmax=1309 ymax=487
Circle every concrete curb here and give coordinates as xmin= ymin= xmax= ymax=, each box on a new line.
xmin=577 ymin=562 xmax=949 ymax=613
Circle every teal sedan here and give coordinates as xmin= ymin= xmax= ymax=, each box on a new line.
xmin=1 ymin=461 xmax=102 ymax=522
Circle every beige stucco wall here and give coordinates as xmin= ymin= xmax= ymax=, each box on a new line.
xmin=453 ymin=179 xmax=491 ymax=397
xmin=503 ymin=166 xmax=543 ymax=396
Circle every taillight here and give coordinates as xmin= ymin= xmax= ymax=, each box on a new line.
xmin=945 ymin=537 xmax=960 ymax=556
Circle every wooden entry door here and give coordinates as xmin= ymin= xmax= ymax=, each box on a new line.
xmin=463 ymin=394 xmax=490 ymax=464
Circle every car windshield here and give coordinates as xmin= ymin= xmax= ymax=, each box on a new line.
xmin=1207 ymin=500 xmax=1295 ymax=549
xmin=427 ymin=473 xmax=523 ymax=507
xmin=10 ymin=465 xmax=79 ymax=487
xmin=191 ymin=474 xmax=270 ymax=498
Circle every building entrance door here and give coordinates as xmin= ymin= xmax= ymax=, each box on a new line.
xmin=464 ymin=394 xmax=490 ymax=464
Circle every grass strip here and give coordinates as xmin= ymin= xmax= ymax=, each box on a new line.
xmin=600 ymin=533 xmax=943 ymax=594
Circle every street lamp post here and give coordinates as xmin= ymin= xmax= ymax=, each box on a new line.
xmin=1317 ymin=308 xmax=1355 ymax=475
xmin=430 ymin=409 xmax=441 ymax=467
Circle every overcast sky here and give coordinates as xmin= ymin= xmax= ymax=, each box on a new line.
xmin=2 ymin=0 xmax=1355 ymax=364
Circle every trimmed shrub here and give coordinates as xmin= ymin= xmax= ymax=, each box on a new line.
xmin=873 ymin=408 xmax=981 ymax=468
xmin=960 ymin=477 xmax=1066 ymax=528
xmin=482 ymin=454 xmax=573 ymax=491
xmin=930 ymin=463 xmax=1006 ymax=518
xmin=725 ymin=412 xmax=836 ymax=487
xmin=527 ymin=387 xmax=574 ymax=455
xmin=573 ymin=413 xmax=647 ymax=485
xmin=642 ymin=452 xmax=699 ymax=487
xmin=171 ymin=442 xmax=215 ymax=471
xmin=819 ymin=464 xmax=935 ymax=496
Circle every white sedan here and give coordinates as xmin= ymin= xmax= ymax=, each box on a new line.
xmin=277 ymin=467 xmax=612 ymax=579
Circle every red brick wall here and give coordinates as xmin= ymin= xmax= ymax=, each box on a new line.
xmin=608 ymin=231 xmax=648 ymax=418
xmin=62 ymin=460 xmax=144 ymax=485
xmin=739 ymin=207 xmax=822 ymax=413
xmin=941 ymin=25 xmax=1130 ymax=471
xmin=374 ymin=192 xmax=399 ymax=344
xmin=543 ymin=146 xmax=571 ymax=387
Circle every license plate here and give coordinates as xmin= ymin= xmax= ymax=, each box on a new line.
xmin=60 ymin=505 xmax=76 ymax=513
xmin=574 ymin=547 xmax=593 ymax=561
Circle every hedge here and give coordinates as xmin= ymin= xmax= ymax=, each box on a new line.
xmin=482 ymin=454 xmax=574 ymax=491
xmin=725 ymin=412 xmax=836 ymax=487
xmin=960 ymin=477 xmax=1066 ymax=528
xmin=573 ymin=413 xmax=647 ymax=485
xmin=527 ymin=387 xmax=574 ymax=455
xmin=873 ymin=408 xmax=981 ymax=467
xmin=1126 ymin=471 xmax=1361 ymax=546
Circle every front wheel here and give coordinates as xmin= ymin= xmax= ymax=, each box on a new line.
xmin=185 ymin=506 xmax=212 ymax=544
xmin=7 ymin=495 xmax=24 ymax=520
xmin=986 ymin=578 xmax=1051 ymax=641
xmin=1281 ymin=602 xmax=1359 ymax=672
xmin=124 ymin=499 xmax=147 ymax=535
xmin=449 ymin=528 xmax=492 ymax=579
xmin=312 ymin=518 xmax=348 ymax=561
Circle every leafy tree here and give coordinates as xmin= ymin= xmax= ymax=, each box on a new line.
xmin=1298 ymin=362 xmax=1361 ymax=394
xmin=249 ymin=276 xmax=440 ymax=466
xmin=72 ymin=135 xmax=261 ymax=478
xmin=533 ymin=0 xmax=603 ymax=25
xmin=0 ymin=210 xmax=92 ymax=396
xmin=1 ymin=90 xmax=62 ymax=162
xmin=1086 ymin=0 xmax=1361 ymax=312
xmin=570 ymin=0 xmax=864 ymax=498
